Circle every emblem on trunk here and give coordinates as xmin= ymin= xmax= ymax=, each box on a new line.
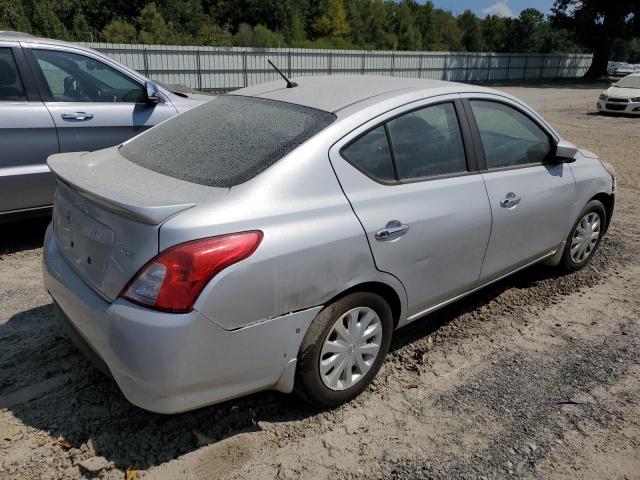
xmin=120 ymin=248 xmax=133 ymax=258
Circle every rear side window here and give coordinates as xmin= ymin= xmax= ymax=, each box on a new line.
xmin=342 ymin=126 xmax=395 ymax=181
xmin=120 ymin=95 xmax=336 ymax=187
xmin=0 ymin=48 xmax=26 ymax=101
xmin=470 ymin=100 xmax=551 ymax=169
xmin=387 ymin=103 xmax=466 ymax=180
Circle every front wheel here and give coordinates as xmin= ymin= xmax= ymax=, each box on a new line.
xmin=294 ymin=292 xmax=393 ymax=408
xmin=560 ymin=200 xmax=606 ymax=272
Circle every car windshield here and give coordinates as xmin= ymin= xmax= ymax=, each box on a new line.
xmin=120 ymin=95 xmax=336 ymax=188
xmin=615 ymin=75 xmax=640 ymax=88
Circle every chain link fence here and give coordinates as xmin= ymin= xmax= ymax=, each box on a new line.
xmin=79 ymin=43 xmax=593 ymax=93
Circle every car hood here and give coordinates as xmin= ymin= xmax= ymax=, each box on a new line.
xmin=605 ymin=86 xmax=640 ymax=98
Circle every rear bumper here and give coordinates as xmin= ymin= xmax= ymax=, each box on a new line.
xmin=43 ymin=225 xmax=321 ymax=413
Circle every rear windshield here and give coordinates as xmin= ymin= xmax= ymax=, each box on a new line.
xmin=120 ymin=95 xmax=336 ymax=187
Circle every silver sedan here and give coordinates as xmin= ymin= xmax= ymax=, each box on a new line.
xmin=43 ymin=75 xmax=616 ymax=413
xmin=0 ymin=31 xmax=209 ymax=218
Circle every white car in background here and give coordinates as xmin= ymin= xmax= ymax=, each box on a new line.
xmin=597 ymin=73 xmax=640 ymax=115
xmin=609 ymin=63 xmax=640 ymax=78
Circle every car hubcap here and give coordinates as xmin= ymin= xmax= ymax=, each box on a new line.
xmin=570 ymin=212 xmax=601 ymax=263
xmin=319 ymin=306 xmax=382 ymax=391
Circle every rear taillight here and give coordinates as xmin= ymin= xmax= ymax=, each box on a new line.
xmin=122 ymin=231 xmax=263 ymax=313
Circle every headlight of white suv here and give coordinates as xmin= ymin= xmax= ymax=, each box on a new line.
xmin=599 ymin=93 xmax=607 ymax=100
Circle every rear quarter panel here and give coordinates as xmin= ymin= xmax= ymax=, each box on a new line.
xmin=158 ymin=130 xmax=407 ymax=331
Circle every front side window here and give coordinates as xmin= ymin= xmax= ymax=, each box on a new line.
xmin=33 ymin=49 xmax=144 ymax=103
xmin=0 ymin=48 xmax=26 ymax=101
xmin=470 ymin=100 xmax=551 ymax=169
xmin=387 ymin=102 xmax=467 ymax=180
xmin=342 ymin=126 xmax=395 ymax=181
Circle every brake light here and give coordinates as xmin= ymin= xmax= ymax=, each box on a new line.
xmin=122 ymin=231 xmax=263 ymax=313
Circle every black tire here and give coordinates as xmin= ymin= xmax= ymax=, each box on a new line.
xmin=294 ymin=292 xmax=393 ymax=408
xmin=560 ymin=200 xmax=606 ymax=272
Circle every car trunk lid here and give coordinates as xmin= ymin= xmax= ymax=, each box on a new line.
xmin=48 ymin=147 xmax=226 ymax=301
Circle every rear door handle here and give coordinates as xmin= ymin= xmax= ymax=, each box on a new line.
xmin=500 ymin=192 xmax=522 ymax=208
xmin=61 ymin=112 xmax=94 ymax=121
xmin=375 ymin=220 xmax=409 ymax=241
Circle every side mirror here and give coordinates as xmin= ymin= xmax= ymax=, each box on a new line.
xmin=144 ymin=81 xmax=159 ymax=105
xmin=553 ymin=139 xmax=578 ymax=163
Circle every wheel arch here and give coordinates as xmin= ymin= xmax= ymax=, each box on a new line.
xmin=589 ymin=192 xmax=614 ymax=233
xmin=324 ymin=281 xmax=405 ymax=330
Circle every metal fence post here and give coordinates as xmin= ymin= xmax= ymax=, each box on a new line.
xmin=243 ymin=51 xmax=248 ymax=87
xmin=486 ymin=54 xmax=492 ymax=82
xmin=523 ymin=55 xmax=529 ymax=80
xmin=328 ymin=51 xmax=332 ymax=75
xmin=464 ymin=53 xmax=470 ymax=82
xmin=506 ymin=55 xmax=511 ymax=81
xmin=540 ymin=55 xmax=545 ymax=79
xmin=556 ymin=55 xmax=562 ymax=78
xmin=143 ymin=47 xmax=149 ymax=77
xmin=196 ymin=48 xmax=202 ymax=91
xmin=287 ymin=50 xmax=292 ymax=77
xmin=361 ymin=52 xmax=365 ymax=75
xmin=418 ymin=54 xmax=423 ymax=78
xmin=391 ymin=52 xmax=395 ymax=77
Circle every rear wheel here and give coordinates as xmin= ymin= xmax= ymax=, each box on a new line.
xmin=560 ymin=200 xmax=606 ymax=272
xmin=295 ymin=292 xmax=392 ymax=408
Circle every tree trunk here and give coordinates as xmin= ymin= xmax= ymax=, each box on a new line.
xmin=584 ymin=41 xmax=612 ymax=79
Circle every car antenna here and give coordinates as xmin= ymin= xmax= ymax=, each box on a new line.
xmin=268 ymin=60 xmax=297 ymax=88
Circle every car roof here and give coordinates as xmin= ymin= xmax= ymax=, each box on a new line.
xmin=231 ymin=75 xmax=498 ymax=113
xmin=0 ymin=31 xmax=81 ymax=48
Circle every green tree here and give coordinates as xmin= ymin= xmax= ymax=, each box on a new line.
xmin=482 ymin=15 xmax=508 ymax=52
xmin=313 ymin=0 xmax=349 ymax=38
xmin=158 ymin=0 xmax=206 ymax=38
xmin=0 ymin=0 xmax=31 ymax=32
xmin=70 ymin=12 xmax=92 ymax=41
xmin=433 ymin=9 xmax=462 ymax=51
xmin=392 ymin=1 xmax=422 ymax=51
xmin=198 ymin=17 xmax=232 ymax=46
xmin=232 ymin=22 xmax=254 ymax=46
xmin=416 ymin=1 xmax=438 ymax=50
xmin=30 ymin=0 xmax=69 ymax=39
xmin=458 ymin=9 xmax=483 ymax=52
xmin=285 ymin=14 xmax=306 ymax=43
xmin=253 ymin=24 xmax=283 ymax=47
xmin=101 ymin=19 xmax=137 ymax=43
xmin=552 ymin=0 xmax=640 ymax=78
xmin=138 ymin=2 xmax=168 ymax=44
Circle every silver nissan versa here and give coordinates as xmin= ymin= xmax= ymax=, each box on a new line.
xmin=43 ymin=75 xmax=616 ymax=413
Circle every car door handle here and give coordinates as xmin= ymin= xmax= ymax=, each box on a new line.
xmin=375 ymin=221 xmax=409 ymax=241
xmin=500 ymin=192 xmax=522 ymax=208
xmin=61 ymin=112 xmax=94 ymax=121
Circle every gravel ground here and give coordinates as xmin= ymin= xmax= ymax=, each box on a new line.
xmin=1 ymin=82 xmax=639 ymax=480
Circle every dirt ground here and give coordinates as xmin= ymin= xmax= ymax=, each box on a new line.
xmin=1 ymin=82 xmax=639 ymax=480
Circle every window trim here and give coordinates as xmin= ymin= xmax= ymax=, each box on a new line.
xmin=0 ymin=46 xmax=32 ymax=102
xmin=23 ymin=47 xmax=150 ymax=104
xmin=462 ymin=97 xmax=558 ymax=172
xmin=339 ymin=98 xmax=478 ymax=186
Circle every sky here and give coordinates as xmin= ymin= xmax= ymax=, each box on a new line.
xmin=428 ymin=0 xmax=556 ymax=18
